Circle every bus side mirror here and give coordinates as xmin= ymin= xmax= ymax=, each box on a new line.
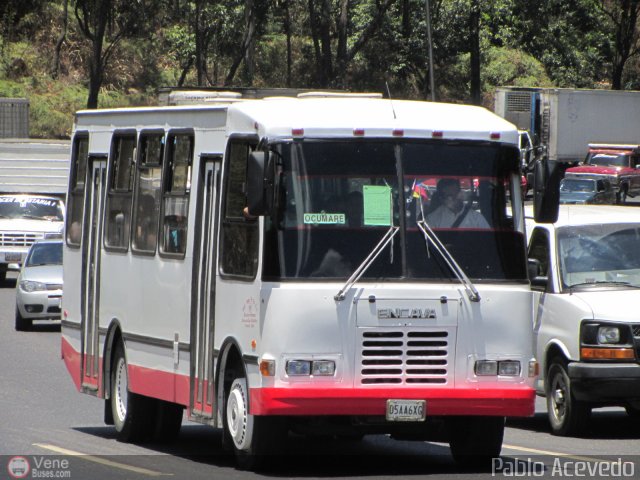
xmin=247 ymin=151 xmax=274 ymax=216
xmin=533 ymin=159 xmax=564 ymax=224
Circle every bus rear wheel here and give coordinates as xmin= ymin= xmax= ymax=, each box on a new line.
xmin=447 ymin=416 xmax=505 ymax=470
xmin=225 ymin=377 xmax=287 ymax=470
xmin=110 ymin=342 xmax=152 ymax=442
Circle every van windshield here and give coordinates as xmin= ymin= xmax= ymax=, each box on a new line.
xmin=263 ymin=140 xmax=527 ymax=282
xmin=558 ymin=223 xmax=640 ymax=289
xmin=0 ymin=197 xmax=63 ymax=221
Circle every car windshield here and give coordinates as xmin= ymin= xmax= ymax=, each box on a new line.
xmin=0 ymin=197 xmax=64 ymax=220
xmin=586 ymin=153 xmax=629 ymax=168
xmin=263 ymin=139 xmax=527 ymax=282
xmin=26 ymin=242 xmax=63 ymax=266
xmin=560 ymin=179 xmax=596 ymax=193
xmin=557 ymin=223 xmax=640 ymax=289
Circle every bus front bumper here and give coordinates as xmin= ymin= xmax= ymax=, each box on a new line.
xmin=250 ymin=386 xmax=535 ymax=417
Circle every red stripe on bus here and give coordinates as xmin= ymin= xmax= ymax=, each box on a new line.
xmin=250 ymin=386 xmax=535 ymax=417
xmin=128 ymin=364 xmax=190 ymax=407
xmin=61 ymin=336 xmax=82 ymax=391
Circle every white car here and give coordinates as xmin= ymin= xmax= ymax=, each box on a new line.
xmin=526 ymin=205 xmax=640 ymax=436
xmin=15 ymin=239 xmax=63 ymax=331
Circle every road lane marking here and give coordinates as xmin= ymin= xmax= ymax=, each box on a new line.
xmin=503 ymin=443 xmax=618 ymax=464
xmin=33 ymin=443 xmax=172 ymax=477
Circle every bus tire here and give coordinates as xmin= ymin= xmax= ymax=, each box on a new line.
xmin=110 ymin=342 xmax=152 ymax=442
xmin=15 ymin=308 xmax=31 ymax=331
xmin=153 ymin=399 xmax=183 ymax=443
xmin=225 ymin=377 xmax=286 ymax=470
xmin=546 ymin=358 xmax=589 ymax=436
xmin=447 ymin=416 xmax=504 ymax=470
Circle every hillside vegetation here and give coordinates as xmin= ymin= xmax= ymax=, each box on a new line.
xmin=1 ymin=0 xmax=638 ymax=138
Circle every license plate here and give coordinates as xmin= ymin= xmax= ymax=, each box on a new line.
xmin=5 ymin=252 xmax=21 ymax=262
xmin=386 ymin=399 xmax=426 ymax=422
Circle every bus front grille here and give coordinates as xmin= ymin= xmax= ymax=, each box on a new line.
xmin=358 ymin=329 xmax=450 ymax=386
xmin=0 ymin=232 xmax=43 ymax=247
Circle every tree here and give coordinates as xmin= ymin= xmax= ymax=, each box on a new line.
xmin=74 ymin=0 xmax=152 ymax=108
xmin=597 ymin=0 xmax=640 ymax=89
xmin=52 ymin=0 xmax=69 ymax=79
xmin=306 ymin=0 xmax=396 ymax=88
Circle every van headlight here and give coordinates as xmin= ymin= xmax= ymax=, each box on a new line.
xmin=597 ymin=326 xmax=621 ymax=344
xmin=581 ymin=321 xmax=635 ymax=361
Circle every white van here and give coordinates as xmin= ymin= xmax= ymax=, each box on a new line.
xmin=526 ymin=205 xmax=640 ymax=436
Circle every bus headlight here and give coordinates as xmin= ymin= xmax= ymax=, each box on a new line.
xmin=475 ymin=360 xmax=521 ymax=376
xmin=286 ymin=359 xmax=336 ymax=376
xmin=286 ymin=360 xmax=311 ymax=376
xmin=312 ymin=360 xmax=336 ymax=376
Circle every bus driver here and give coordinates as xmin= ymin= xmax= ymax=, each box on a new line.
xmin=426 ymin=178 xmax=489 ymax=229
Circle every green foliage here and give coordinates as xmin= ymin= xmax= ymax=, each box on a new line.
xmin=0 ymin=0 xmax=638 ymax=136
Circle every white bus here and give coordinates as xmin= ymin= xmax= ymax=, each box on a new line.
xmin=61 ymin=93 xmax=538 ymax=469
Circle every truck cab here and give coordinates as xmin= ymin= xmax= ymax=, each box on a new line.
xmin=565 ymin=144 xmax=640 ymax=204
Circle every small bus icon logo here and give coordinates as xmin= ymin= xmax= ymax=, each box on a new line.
xmin=7 ymin=456 xmax=30 ymax=479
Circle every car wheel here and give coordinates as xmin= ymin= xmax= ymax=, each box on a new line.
xmin=15 ymin=308 xmax=32 ymax=331
xmin=110 ymin=342 xmax=153 ymax=442
xmin=546 ymin=358 xmax=589 ymax=436
xmin=224 ymin=376 xmax=287 ymax=470
xmin=448 ymin=416 xmax=505 ymax=470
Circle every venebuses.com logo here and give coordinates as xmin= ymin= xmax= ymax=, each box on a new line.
xmin=6 ymin=456 xmax=71 ymax=479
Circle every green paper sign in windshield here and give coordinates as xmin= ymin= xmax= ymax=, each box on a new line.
xmin=363 ymin=185 xmax=392 ymax=226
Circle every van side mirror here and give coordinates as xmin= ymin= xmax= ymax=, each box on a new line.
xmin=533 ymin=159 xmax=564 ymax=224
xmin=527 ymin=258 xmax=548 ymax=288
xmin=247 ymin=151 xmax=274 ymax=216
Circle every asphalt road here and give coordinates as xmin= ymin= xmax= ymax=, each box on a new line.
xmin=1 ymin=272 xmax=639 ymax=480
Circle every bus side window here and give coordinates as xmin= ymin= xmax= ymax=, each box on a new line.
xmin=132 ymin=132 xmax=163 ymax=254
xmin=66 ymin=134 xmax=89 ymax=247
xmin=220 ymin=141 xmax=259 ymax=278
xmin=160 ymin=133 xmax=193 ymax=257
xmin=104 ymin=133 xmax=136 ymax=251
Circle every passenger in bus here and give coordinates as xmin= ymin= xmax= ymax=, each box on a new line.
xmin=426 ymin=178 xmax=489 ymax=229
xmin=136 ymin=194 xmax=157 ymax=249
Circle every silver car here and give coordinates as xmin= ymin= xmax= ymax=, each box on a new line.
xmin=15 ymin=239 xmax=63 ymax=331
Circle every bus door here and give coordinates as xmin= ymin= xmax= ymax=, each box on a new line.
xmin=191 ymin=157 xmax=222 ymax=418
xmin=81 ymin=157 xmax=106 ymax=392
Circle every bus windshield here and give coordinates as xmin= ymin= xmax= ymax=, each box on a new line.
xmin=0 ymin=196 xmax=64 ymax=221
xmin=263 ymin=140 xmax=526 ymax=282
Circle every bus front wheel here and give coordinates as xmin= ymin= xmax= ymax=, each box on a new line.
xmin=224 ymin=377 xmax=287 ymax=470
xmin=447 ymin=416 xmax=505 ymax=469
xmin=110 ymin=342 xmax=152 ymax=442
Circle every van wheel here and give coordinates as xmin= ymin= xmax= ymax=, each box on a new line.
xmin=447 ymin=416 xmax=504 ymax=469
xmin=110 ymin=342 xmax=152 ymax=442
xmin=546 ymin=358 xmax=589 ymax=436
xmin=225 ymin=377 xmax=287 ymax=470
xmin=15 ymin=308 xmax=31 ymax=331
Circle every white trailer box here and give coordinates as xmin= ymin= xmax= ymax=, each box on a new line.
xmin=495 ymin=87 xmax=640 ymax=164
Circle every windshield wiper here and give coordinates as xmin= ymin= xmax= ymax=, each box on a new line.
xmin=416 ymin=219 xmax=481 ymax=302
xmin=334 ymin=225 xmax=399 ymax=301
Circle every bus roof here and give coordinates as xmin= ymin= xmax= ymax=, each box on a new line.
xmin=74 ymin=97 xmax=518 ymax=145
xmin=227 ymin=97 xmax=519 ymax=144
